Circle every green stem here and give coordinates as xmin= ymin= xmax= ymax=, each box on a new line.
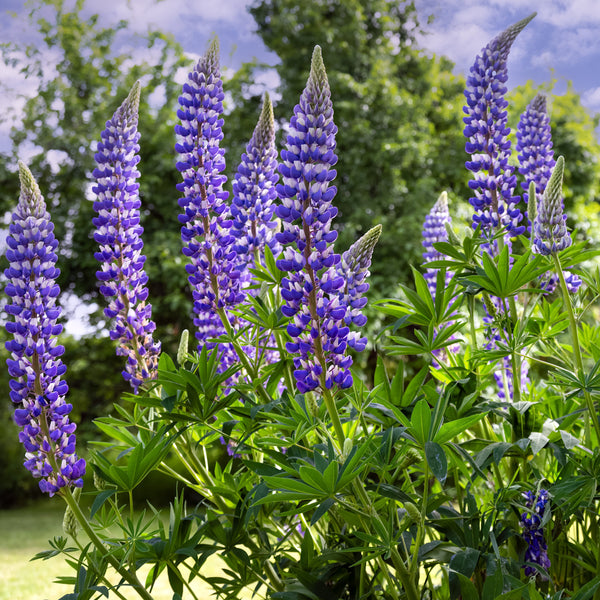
xmin=69 ymin=534 xmax=130 ymax=600
xmin=321 ymin=387 xmax=345 ymax=449
xmin=468 ymin=295 xmax=478 ymax=354
xmin=552 ymin=254 xmax=600 ymax=445
xmin=410 ymin=461 xmax=430 ymax=578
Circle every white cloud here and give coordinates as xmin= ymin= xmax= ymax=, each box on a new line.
xmin=582 ymin=86 xmax=600 ymax=111
xmin=537 ymin=0 xmax=600 ymax=28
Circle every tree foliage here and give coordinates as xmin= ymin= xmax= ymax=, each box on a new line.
xmin=0 ymin=0 xmax=191 ymax=345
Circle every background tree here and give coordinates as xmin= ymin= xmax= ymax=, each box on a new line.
xmin=0 ymin=0 xmax=193 ymax=346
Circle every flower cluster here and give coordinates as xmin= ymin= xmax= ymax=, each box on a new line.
xmin=4 ymin=162 xmax=85 ymax=495
xmin=422 ymin=191 xmax=451 ymax=296
xmin=231 ymin=93 xmax=281 ymax=273
xmin=463 ymin=14 xmax=535 ymax=238
xmin=175 ymin=39 xmax=243 ymax=362
xmin=92 ymin=81 xmax=161 ymax=393
xmin=516 ymin=94 xmax=555 ymax=210
xmin=276 ymin=46 xmax=366 ymax=393
xmin=520 ymin=489 xmax=551 ymax=576
xmin=335 ymin=225 xmax=381 ymax=353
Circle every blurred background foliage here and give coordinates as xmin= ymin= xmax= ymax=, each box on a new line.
xmin=1 ymin=0 xmax=600 ymax=506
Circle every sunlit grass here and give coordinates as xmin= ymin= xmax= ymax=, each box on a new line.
xmin=0 ymin=503 xmax=254 ymax=600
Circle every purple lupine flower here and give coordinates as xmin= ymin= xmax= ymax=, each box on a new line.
xmin=92 ymin=81 xmax=161 ymax=393
xmin=335 ymin=225 xmax=381 ymax=353
xmin=175 ymin=38 xmax=243 ymax=361
xmin=520 ymin=489 xmax=551 ymax=576
xmin=422 ymin=191 xmax=452 ymax=296
xmin=533 ymin=156 xmax=572 ymax=256
xmin=276 ymin=46 xmax=356 ymax=393
xmin=231 ymin=92 xmax=281 ymax=271
xmin=517 ymin=98 xmax=580 ymax=292
xmin=463 ymin=14 xmax=535 ymax=238
xmin=4 ymin=162 xmax=85 ymax=496
xmin=516 ymin=94 xmax=555 ymax=211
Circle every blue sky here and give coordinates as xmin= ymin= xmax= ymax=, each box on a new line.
xmin=2 ymin=0 xmax=600 ymax=158
xmin=2 ymin=0 xmax=600 ymax=151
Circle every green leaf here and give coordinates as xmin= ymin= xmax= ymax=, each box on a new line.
xmin=411 ymin=399 xmax=432 ymax=445
xmin=310 ymin=497 xmax=336 ymax=525
xmin=454 ymin=573 xmax=480 ymax=600
xmin=571 ymin=575 xmax=600 ymax=600
xmin=449 ymin=548 xmax=480 ymax=577
xmin=481 ymin=564 xmax=503 ymax=598
xmin=425 ymin=441 xmax=447 ymax=484
xmin=89 ymin=489 xmax=117 ymax=520
xmin=434 ymin=414 xmax=485 ymax=444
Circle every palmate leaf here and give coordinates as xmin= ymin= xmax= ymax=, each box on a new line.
xmin=374 ymin=266 xmax=458 ymax=329
xmin=459 ymin=246 xmax=547 ymax=298
xmin=90 ymin=424 xmax=182 ymax=492
xmin=385 ymin=320 xmax=465 ymax=357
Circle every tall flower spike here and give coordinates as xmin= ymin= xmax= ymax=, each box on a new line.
xmin=463 ymin=13 xmax=536 ymax=238
xmin=93 ymin=81 xmax=161 ymax=393
xmin=336 ymin=224 xmax=382 ymax=353
xmin=231 ymin=92 xmax=281 ymax=274
xmin=276 ymin=46 xmax=359 ymax=393
xmin=4 ymin=162 xmax=85 ymax=495
xmin=533 ymin=156 xmax=572 ymax=255
xmin=422 ymin=191 xmax=452 ymax=296
xmin=516 ymin=94 xmax=555 ymax=208
xmin=175 ymin=38 xmax=243 ymax=363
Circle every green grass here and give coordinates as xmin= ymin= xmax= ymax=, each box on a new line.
xmin=0 ymin=502 xmax=249 ymax=600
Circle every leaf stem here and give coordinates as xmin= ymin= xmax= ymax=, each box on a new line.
xmin=552 ymin=254 xmax=600 ymax=445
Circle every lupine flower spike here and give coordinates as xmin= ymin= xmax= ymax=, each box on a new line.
xmin=520 ymin=489 xmax=551 ymax=576
xmin=516 ymin=94 xmax=555 ymax=212
xmin=517 ymin=96 xmax=580 ymax=292
xmin=276 ymin=46 xmax=374 ymax=393
xmin=4 ymin=162 xmax=85 ymax=495
xmin=336 ymin=224 xmax=382 ymax=353
xmin=175 ymin=38 xmax=242 ymax=371
xmin=463 ymin=13 xmax=536 ymax=239
xmin=93 ymin=81 xmax=161 ymax=393
xmin=533 ymin=156 xmax=572 ymax=256
xmin=232 ymin=92 xmax=281 ymax=275
xmin=422 ymin=191 xmax=451 ymax=296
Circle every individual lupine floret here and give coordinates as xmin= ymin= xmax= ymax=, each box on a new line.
xmin=4 ymin=162 xmax=85 ymax=495
xmin=335 ymin=225 xmax=382 ymax=353
xmin=92 ymin=81 xmax=161 ymax=393
xmin=175 ymin=38 xmax=243 ymax=360
xmin=276 ymin=46 xmax=364 ymax=394
xmin=422 ymin=191 xmax=452 ymax=296
xmin=231 ymin=92 xmax=281 ymax=273
xmin=533 ymin=156 xmax=572 ymax=256
xmin=463 ymin=13 xmax=535 ymax=237
xmin=520 ymin=489 xmax=551 ymax=576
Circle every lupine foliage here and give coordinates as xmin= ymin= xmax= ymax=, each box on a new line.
xmin=6 ymin=11 xmax=600 ymax=600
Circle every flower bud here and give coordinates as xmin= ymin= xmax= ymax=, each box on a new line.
xmin=177 ymin=329 xmax=189 ymax=365
xmin=404 ymin=502 xmax=422 ymax=523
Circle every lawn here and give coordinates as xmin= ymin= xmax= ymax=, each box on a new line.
xmin=0 ymin=502 xmax=245 ymax=600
